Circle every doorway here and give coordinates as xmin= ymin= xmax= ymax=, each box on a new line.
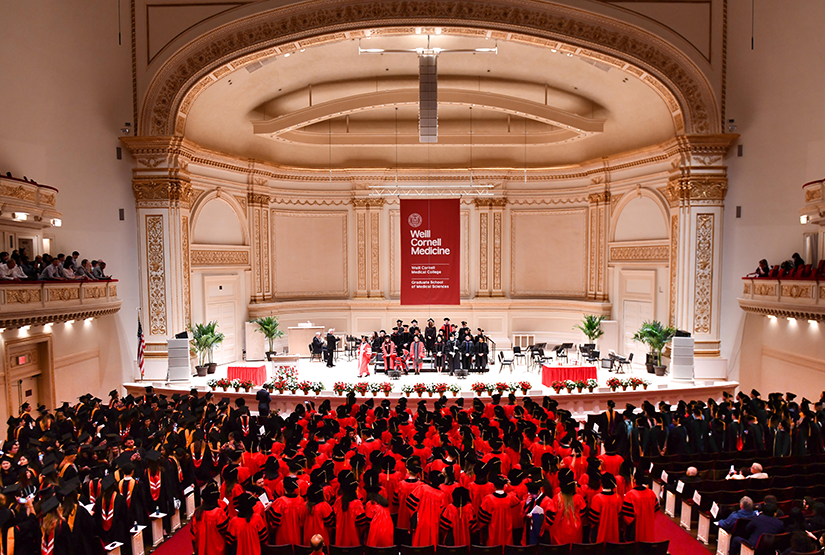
xmin=203 ymin=275 xmax=240 ymax=365
xmin=622 ymin=299 xmax=653 ymax=363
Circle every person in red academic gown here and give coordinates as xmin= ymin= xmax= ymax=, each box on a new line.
xmin=408 ymin=471 xmax=446 ymax=546
xmin=363 ymin=469 xmax=394 ymax=547
xmin=191 ymin=482 xmax=229 ymax=555
xmin=621 ymin=470 xmax=659 ymax=542
xmin=440 ymin=486 xmax=476 ymax=546
xmin=333 ymin=473 xmax=366 ymax=546
xmin=544 ymin=468 xmax=587 ymax=545
xmin=597 ymin=437 xmax=625 ymax=477
xmin=478 ymin=474 xmax=521 ymax=546
xmin=394 ymin=458 xmax=423 ymax=544
xmin=303 ymin=483 xmax=335 ymax=547
xmin=225 ymin=493 xmax=268 ymax=555
xmin=267 ymin=476 xmax=307 ymax=545
xmin=358 ymin=337 xmax=372 ymax=378
xmin=409 ymin=336 xmax=426 ymax=376
xmin=382 ymin=338 xmax=398 ymax=376
xmin=588 ymin=473 xmax=623 ymax=543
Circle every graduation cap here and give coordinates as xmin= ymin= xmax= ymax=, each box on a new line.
xmin=559 ymin=468 xmax=576 ymax=495
xmin=202 ymin=482 xmax=220 ymax=504
xmin=307 ymin=483 xmax=325 ymax=504
xmin=2 ymin=484 xmax=20 ymax=495
xmin=452 ymin=486 xmax=470 ymax=507
xmin=100 ymin=474 xmax=117 ymax=491
xmin=601 ymin=472 xmax=617 ymax=490
xmin=283 ymin=476 xmax=299 ymax=493
xmin=751 ymin=389 xmax=761 ymax=398
xmin=59 ymin=478 xmax=81 ymax=497
xmin=490 ymin=473 xmax=507 ymax=489
xmin=787 ymin=392 xmax=797 ymax=401
xmin=40 ymin=497 xmax=60 ymax=514
xmin=145 ymin=450 xmax=161 ymax=462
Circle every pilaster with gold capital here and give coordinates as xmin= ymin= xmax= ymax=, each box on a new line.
xmin=587 ymin=191 xmax=610 ymax=301
xmin=122 ymin=136 xmax=194 ymax=347
xmin=247 ymin=191 xmax=272 ymax=302
xmin=352 ymin=197 xmax=385 ymax=298
xmin=665 ymin=134 xmax=737 ymax=357
xmin=474 ymin=198 xmax=507 ymax=297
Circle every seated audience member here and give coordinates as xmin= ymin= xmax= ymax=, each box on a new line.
xmin=727 ymin=462 xmax=767 ymax=480
xmin=0 ymin=251 xmax=8 ymax=268
xmin=782 ymin=530 xmax=819 ymax=555
xmin=807 ymin=502 xmax=825 ymax=531
xmin=62 ymin=257 xmax=79 ymax=279
xmin=748 ymin=259 xmax=770 ymax=277
xmin=792 ymin=252 xmax=805 ymax=269
xmin=39 ymin=257 xmax=67 ymax=280
xmin=717 ymin=496 xmax=755 ymax=532
xmin=0 ymin=259 xmax=27 ymax=280
xmin=731 ymin=503 xmax=784 ymax=555
xmin=70 ymin=251 xmax=80 ymax=271
xmin=74 ymin=259 xmax=98 ymax=280
xmin=93 ymin=260 xmax=111 ymax=279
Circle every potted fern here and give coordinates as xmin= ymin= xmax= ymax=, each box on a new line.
xmin=632 ymin=320 xmax=676 ymax=377
xmin=252 ymin=316 xmax=284 ymax=361
xmin=574 ymin=314 xmax=606 ymax=351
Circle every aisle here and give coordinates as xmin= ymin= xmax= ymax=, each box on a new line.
xmin=152 ymin=522 xmax=191 ymax=555
xmin=654 ymin=513 xmax=713 ymax=555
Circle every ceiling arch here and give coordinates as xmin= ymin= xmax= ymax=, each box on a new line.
xmin=139 ymin=0 xmax=719 ymax=139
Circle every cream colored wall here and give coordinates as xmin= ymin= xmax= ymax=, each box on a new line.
xmin=0 ymin=2 xmax=138 ymax=406
xmin=723 ymin=2 xmax=825 ymax=392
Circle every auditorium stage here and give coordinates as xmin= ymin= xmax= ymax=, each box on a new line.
xmin=124 ymin=356 xmax=738 ymax=418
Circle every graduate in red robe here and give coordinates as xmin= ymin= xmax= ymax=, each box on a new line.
xmin=544 ymin=469 xmax=587 ymax=545
xmin=303 ymin=483 xmax=335 ymax=546
xmin=394 ymin=457 xmax=423 ymax=543
xmin=357 ymin=337 xmax=372 ymax=378
xmin=363 ymin=469 xmax=394 ymax=547
xmin=621 ymin=471 xmax=659 ymax=542
xmin=588 ymin=473 xmax=623 ymax=543
xmin=478 ymin=474 xmax=521 ymax=546
xmin=191 ymin=482 xmax=229 ymax=555
xmin=226 ymin=493 xmax=268 ymax=555
xmin=597 ymin=437 xmax=625 ymax=477
xmin=409 ymin=336 xmax=426 ymax=375
xmin=408 ymin=471 xmax=447 ymax=546
xmin=439 ymin=486 xmax=476 ymax=546
xmin=266 ymin=476 xmax=307 ymax=545
xmin=333 ymin=473 xmax=366 ymax=546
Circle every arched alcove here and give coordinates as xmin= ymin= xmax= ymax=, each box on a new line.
xmin=613 ymin=194 xmax=670 ymax=242
xmin=192 ymin=198 xmax=246 ymax=245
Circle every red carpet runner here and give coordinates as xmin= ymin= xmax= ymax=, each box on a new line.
xmin=153 ymin=514 xmax=706 ymax=555
xmin=152 ymin=522 xmax=191 ymax=555
xmin=654 ymin=513 xmax=711 ymax=555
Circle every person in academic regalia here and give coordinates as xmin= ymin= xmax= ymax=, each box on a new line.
xmin=140 ymin=450 xmax=175 ymax=535
xmin=191 ymin=482 xmax=229 ymax=555
xmin=544 ymin=468 xmax=587 ymax=545
xmin=267 ymin=476 xmax=307 ymax=545
xmin=440 ymin=486 xmax=475 ymax=546
xmin=460 ymin=335 xmax=474 ymax=373
xmin=332 ymin=474 xmax=366 ymax=547
xmin=409 ymin=336 xmax=426 ymax=376
xmin=363 ymin=469 xmax=394 ymax=547
xmin=588 ymin=473 xmax=623 ymax=544
xmin=225 ymin=493 xmax=268 ymax=555
xmin=478 ymin=474 xmax=521 ymax=546
xmin=408 ymin=470 xmax=446 ymax=546
xmin=38 ymin=496 xmax=72 ymax=555
xmin=424 ymin=319 xmax=437 ymax=358
xmin=382 ymin=337 xmax=398 ymax=376
xmin=95 ymin=474 xmax=131 ymax=555
xmin=474 ymin=336 xmax=489 ymax=373
xmin=394 ymin=458 xmax=422 ymax=544
xmin=621 ymin=470 xmax=659 ymax=542
xmin=772 ymin=418 xmax=792 ymax=457
xmin=358 ymin=337 xmax=372 ymax=378
xmin=303 ymin=483 xmax=335 ymax=547
xmin=433 ymin=333 xmax=446 ymax=374
xmin=325 ymin=329 xmax=338 ymax=368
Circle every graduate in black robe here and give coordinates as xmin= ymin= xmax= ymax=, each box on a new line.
xmin=95 ymin=474 xmax=132 ymax=555
xmin=61 ymin=480 xmax=97 ymax=555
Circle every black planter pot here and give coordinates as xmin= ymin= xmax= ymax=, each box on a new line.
xmin=265 ymin=351 xmax=276 ymax=361
xmin=654 ymin=365 xmax=667 ymax=376
xmin=645 ymin=353 xmax=657 ymax=374
xmin=207 ymin=363 xmax=217 ymax=374
xmin=195 ymin=365 xmax=208 ymax=377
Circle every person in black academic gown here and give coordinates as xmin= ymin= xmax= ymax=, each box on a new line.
xmin=61 ymin=479 xmax=97 ymax=555
xmin=95 ymin=474 xmax=131 ymax=555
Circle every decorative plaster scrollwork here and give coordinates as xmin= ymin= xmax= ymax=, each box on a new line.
xmin=182 ymin=216 xmax=191 ymax=326
xmin=48 ymin=288 xmax=80 ymax=302
xmin=480 ymin=212 xmax=489 ymax=291
xmin=693 ymin=214 xmax=714 ymax=334
xmin=83 ymin=286 xmax=108 ymax=299
xmin=357 ymin=212 xmax=367 ymax=291
xmin=692 ymin=155 xmax=722 ymax=166
xmin=6 ymin=289 xmax=41 ymax=304
xmin=352 ymin=198 xmax=386 ymax=208
xmin=370 ymin=212 xmax=380 ymax=292
xmin=754 ymin=283 xmax=777 ymax=297
xmin=669 ymin=215 xmax=678 ymax=326
xmin=781 ymin=284 xmax=812 ymax=299
xmin=493 ymin=212 xmax=502 ymax=292
xmin=743 ymin=283 xmax=750 ymax=295
xmin=610 ymin=245 xmax=669 ymax=262
xmin=474 ymin=198 xmax=508 ymax=208
xmin=109 ymin=284 xmax=117 ymax=298
xmin=146 ymin=215 xmax=167 ymax=336
xmin=0 ymin=184 xmax=36 ymax=203
xmin=248 ymin=193 xmax=271 ymax=206
xmin=191 ymin=250 xmax=250 ymax=265
xmin=133 ymin=180 xmax=192 ymax=207
xmin=806 ymin=188 xmax=822 ymax=203
xmin=39 ymin=192 xmax=56 ymax=206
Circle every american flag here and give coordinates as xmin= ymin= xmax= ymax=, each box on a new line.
xmin=137 ymin=317 xmax=145 ymax=380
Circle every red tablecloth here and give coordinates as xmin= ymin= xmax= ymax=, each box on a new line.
xmin=227 ymin=365 xmax=267 ymax=384
xmin=542 ymin=364 xmax=598 ymax=387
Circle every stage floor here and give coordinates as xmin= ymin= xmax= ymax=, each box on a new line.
xmin=125 ymin=355 xmax=739 ymax=417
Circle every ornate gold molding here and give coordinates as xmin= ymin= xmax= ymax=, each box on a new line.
xmin=133 ymin=179 xmax=192 ymax=207
xmin=588 ymin=191 xmax=610 ymax=205
xmin=248 ymin=193 xmax=271 ymax=206
xmin=669 ymin=214 xmax=678 ymax=326
xmin=356 ymin=211 xmax=367 ymax=292
xmin=6 ymin=289 xmax=42 ymax=304
xmin=753 ymin=283 xmax=777 ymax=297
xmin=781 ymin=284 xmax=813 ymax=299
xmin=805 ymin=187 xmax=822 ymax=203
xmin=0 ymin=304 xmax=122 ymax=330
xmin=609 ymin=245 xmax=669 ymax=262
xmin=693 ymin=213 xmax=714 ymax=334
xmin=666 ymin=176 xmax=728 ymax=207
xmin=479 ymin=212 xmax=489 ymax=292
xmin=352 ymin=198 xmax=385 ymax=208
xmin=47 ymin=288 xmax=80 ymax=302
xmin=474 ymin=198 xmax=508 ymax=208
xmin=83 ymin=286 xmax=108 ymax=299
xmin=0 ymin=184 xmax=36 ymax=203
xmin=190 ymin=249 xmax=250 ymax=266
xmin=142 ymin=2 xmax=717 ymax=137
xmin=145 ymin=215 xmax=167 ymax=336
xmin=493 ymin=211 xmax=502 ymax=293
xmin=182 ymin=215 xmax=191 ymax=327
xmin=369 ymin=211 xmax=380 ymax=294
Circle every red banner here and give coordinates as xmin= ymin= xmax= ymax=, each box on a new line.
xmin=401 ymin=199 xmax=460 ymax=305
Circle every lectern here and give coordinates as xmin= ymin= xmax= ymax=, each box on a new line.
xmin=670 ymin=336 xmax=695 ymax=383
xmin=167 ymin=338 xmax=190 ymax=382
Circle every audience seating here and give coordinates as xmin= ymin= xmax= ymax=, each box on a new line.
xmin=604 ymin=542 xmax=636 ymax=555
xmin=274 ymin=543 xmax=672 ymax=555
xmin=569 ymin=544 xmax=604 ymax=555
xmin=470 ymin=545 xmax=501 ymax=555
xmin=264 ymin=545 xmax=297 ymax=555
xmin=401 ymin=546 xmax=435 ymax=555
xmin=436 ymin=547 xmax=469 ymax=555
xmin=366 ymin=548 xmax=400 ymax=555
xmin=502 ymin=545 xmax=536 ymax=555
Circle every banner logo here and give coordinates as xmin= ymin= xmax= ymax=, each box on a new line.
xmin=407 ymin=213 xmax=423 ymax=228
xmin=401 ymin=199 xmax=460 ymax=305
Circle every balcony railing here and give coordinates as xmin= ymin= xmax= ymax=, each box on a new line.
xmin=739 ymin=276 xmax=825 ymax=320
xmin=0 ymin=175 xmax=62 ymax=227
xmin=0 ymin=280 xmax=121 ymax=328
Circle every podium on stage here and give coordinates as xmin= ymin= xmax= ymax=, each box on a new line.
xmin=167 ymin=338 xmax=190 ymax=382
xmin=670 ymin=336 xmax=695 ymax=383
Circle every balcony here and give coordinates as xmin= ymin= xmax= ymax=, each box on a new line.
xmin=0 ymin=175 xmax=62 ymax=228
xmin=0 ymin=281 xmax=121 ymax=328
xmin=739 ymin=276 xmax=825 ymax=321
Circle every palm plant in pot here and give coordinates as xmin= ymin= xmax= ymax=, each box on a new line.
xmin=188 ymin=323 xmax=213 ymax=377
xmin=203 ymin=321 xmax=225 ymax=374
xmin=252 ymin=316 xmax=284 ymax=360
xmin=632 ymin=320 xmax=676 ymax=376
xmin=573 ymin=314 xmax=606 ymax=351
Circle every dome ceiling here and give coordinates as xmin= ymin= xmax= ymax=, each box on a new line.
xmin=183 ymin=30 xmax=676 ymax=170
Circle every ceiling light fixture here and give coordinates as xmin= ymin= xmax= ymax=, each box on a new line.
xmin=284 ymin=53 xmax=290 ymax=58
xmin=808 ymin=319 xmax=818 ymax=325
xmin=11 ymin=212 xmax=27 ymax=221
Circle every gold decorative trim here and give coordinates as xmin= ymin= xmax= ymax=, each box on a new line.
xmin=474 ymin=198 xmax=508 ymax=208
xmin=743 ymin=283 xmax=750 ymax=295
xmin=47 ymin=288 xmax=80 ymax=302
xmin=493 ymin=211 xmax=502 ymax=292
xmin=479 ymin=211 xmax=489 ymax=291
xmin=133 ymin=179 xmax=192 ymax=207
xmin=182 ymin=215 xmax=191 ymax=326
xmin=805 ymin=188 xmax=822 ymax=203
xmin=248 ymin=193 xmax=270 ymax=206
xmin=780 ymin=284 xmax=813 ymax=299
xmin=190 ymin=249 xmax=249 ymax=266
xmin=146 ymin=215 xmax=167 ymax=336
xmin=390 ymin=210 xmax=399 ymax=296
xmin=0 ymin=304 xmax=122 ymax=330
xmin=352 ymin=198 xmax=385 ymax=207
xmin=669 ymin=214 xmax=678 ymax=326
xmin=253 ymin=208 xmax=262 ymax=295
xmin=369 ymin=211 xmax=380 ymax=293
xmin=83 ymin=286 xmax=108 ymax=300
xmin=610 ymin=245 xmax=669 ymax=262
xmin=693 ymin=213 xmax=714 ymax=334
xmin=462 ymin=210 xmax=471 ymax=297
xmin=666 ymin=177 xmax=728 ymax=207
xmin=141 ymin=3 xmax=717 ymax=137
xmin=0 ymin=184 xmax=36 ymax=203
xmin=6 ymin=289 xmax=42 ymax=304
xmin=753 ymin=283 xmax=777 ymax=297
xmin=357 ymin=211 xmax=367 ymax=292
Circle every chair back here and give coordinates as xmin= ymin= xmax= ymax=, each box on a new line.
xmin=537 ymin=546 xmax=569 ymax=555
xmin=330 ymin=546 xmax=365 ymax=555
xmin=513 ymin=346 xmax=522 ymax=354
xmin=569 ymin=543 xmax=604 ymax=555
xmin=503 ymin=545 xmax=537 ymax=555
xmin=264 ymin=546 xmax=296 ymax=555
xmin=400 ymin=546 xmax=435 ymax=555
xmin=636 ymin=541 xmax=669 ymax=555
xmin=436 ymin=546 xmax=469 ymax=555
xmin=470 ymin=546 xmax=503 ymax=555
xmin=604 ymin=543 xmax=635 ymax=555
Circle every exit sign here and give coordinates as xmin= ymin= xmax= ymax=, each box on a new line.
xmin=16 ymin=355 xmax=26 ymax=365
